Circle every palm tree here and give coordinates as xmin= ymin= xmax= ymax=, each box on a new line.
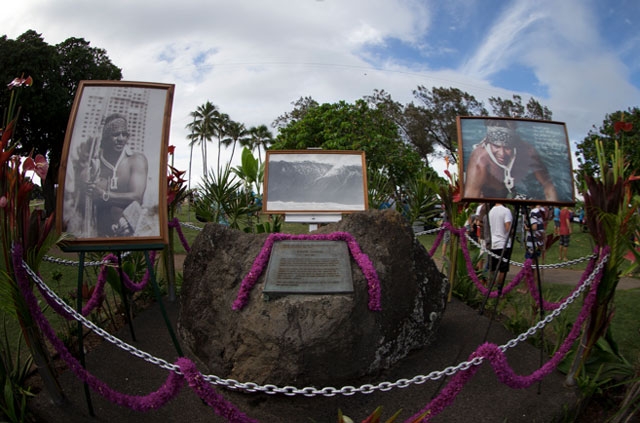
xmin=245 ymin=124 xmax=274 ymax=164
xmin=215 ymin=113 xmax=230 ymax=173
xmin=186 ymin=128 xmax=199 ymax=210
xmin=186 ymin=101 xmax=219 ymax=177
xmin=222 ymin=120 xmax=249 ymax=165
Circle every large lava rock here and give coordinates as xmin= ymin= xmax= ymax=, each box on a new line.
xmin=178 ymin=209 xmax=448 ymax=387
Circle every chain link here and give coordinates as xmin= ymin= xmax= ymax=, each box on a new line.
xmin=463 ymin=233 xmax=596 ymax=268
xmin=42 ymin=221 xmax=202 ymax=267
xmin=179 ymin=221 xmax=204 ymax=232
xmin=21 ymin=241 xmax=608 ymax=399
xmin=43 ymin=251 xmax=131 ymax=267
xmin=415 ymin=225 xmax=595 ymax=268
xmin=22 ymin=260 xmax=180 ymax=375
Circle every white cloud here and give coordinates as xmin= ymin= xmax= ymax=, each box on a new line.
xmin=1 ymin=0 xmax=638 ymax=186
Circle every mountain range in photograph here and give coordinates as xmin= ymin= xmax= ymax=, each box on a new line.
xmin=266 ymin=160 xmax=365 ymax=208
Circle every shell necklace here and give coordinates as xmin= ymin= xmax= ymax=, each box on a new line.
xmin=483 ymin=143 xmax=516 ymax=193
xmin=100 ymin=150 xmax=126 ymax=200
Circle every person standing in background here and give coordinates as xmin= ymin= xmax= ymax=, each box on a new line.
xmin=558 ymin=206 xmax=572 ymax=261
xmin=525 ymin=205 xmax=545 ymax=261
xmin=488 ymin=202 xmax=513 ymax=287
xmin=553 ymin=206 xmax=561 ymax=236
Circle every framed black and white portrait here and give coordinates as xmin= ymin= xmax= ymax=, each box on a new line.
xmin=56 ymin=80 xmax=174 ymax=249
xmin=457 ymin=116 xmax=575 ymax=206
xmin=263 ymin=150 xmax=368 ymax=214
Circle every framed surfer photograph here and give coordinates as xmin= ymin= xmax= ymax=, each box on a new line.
xmin=457 ymin=116 xmax=575 ymax=206
xmin=263 ymin=150 xmax=368 ymax=214
xmin=56 ymin=80 xmax=175 ymax=250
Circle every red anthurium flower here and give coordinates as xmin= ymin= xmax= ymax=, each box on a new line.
xmin=33 ymin=154 xmax=49 ymax=180
xmin=7 ymin=75 xmax=33 ymax=89
xmin=614 ymin=121 xmax=633 ymax=134
xmin=22 ymin=155 xmax=48 ymax=179
xmin=168 ymin=145 xmax=175 ymax=155
xmin=23 ymin=157 xmax=34 ymax=171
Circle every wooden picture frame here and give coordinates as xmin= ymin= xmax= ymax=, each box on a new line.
xmin=457 ymin=116 xmax=575 ymax=206
xmin=263 ymin=150 xmax=368 ymax=214
xmin=56 ymin=80 xmax=174 ymax=250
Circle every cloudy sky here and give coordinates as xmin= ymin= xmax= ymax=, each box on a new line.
xmin=2 ymin=0 xmax=639 ymax=183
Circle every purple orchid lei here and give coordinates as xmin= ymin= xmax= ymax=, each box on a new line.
xmin=232 ymin=231 xmax=382 ymax=311
xmin=12 ymin=244 xmax=256 ymax=422
xmin=404 ymin=246 xmax=609 ymax=423
xmin=439 ymin=222 xmax=600 ymax=311
xmin=9 ymin=220 xmax=611 ymax=421
xmin=36 ymin=250 xmax=157 ymax=320
xmin=169 ymin=217 xmax=191 ymax=252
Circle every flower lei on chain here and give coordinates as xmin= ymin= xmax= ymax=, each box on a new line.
xmin=433 ymin=222 xmax=599 ymax=311
xmin=12 ymin=244 xmax=257 ymax=423
xmin=232 ymin=232 xmax=381 ymax=311
xmin=169 ymin=217 xmax=191 ymax=252
xmin=36 ymin=251 xmax=157 ymax=319
xmin=405 ymin=246 xmax=609 ymax=422
xmin=10 ymin=221 xmax=611 ymax=422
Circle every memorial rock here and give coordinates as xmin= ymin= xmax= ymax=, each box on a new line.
xmin=178 ymin=209 xmax=448 ymax=386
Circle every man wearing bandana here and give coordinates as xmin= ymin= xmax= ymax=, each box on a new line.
xmin=464 ymin=121 xmax=558 ymax=201
xmin=85 ymin=113 xmax=148 ymax=236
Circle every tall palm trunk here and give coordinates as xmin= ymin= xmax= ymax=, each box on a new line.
xmin=217 ymin=138 xmax=222 ymax=175
xmin=229 ymin=140 xmax=237 ymax=165
xmin=188 ymin=142 xmax=194 ymax=221
xmin=201 ymin=136 xmax=207 ymax=176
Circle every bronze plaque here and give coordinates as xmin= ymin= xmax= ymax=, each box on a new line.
xmin=263 ymin=240 xmax=353 ymax=295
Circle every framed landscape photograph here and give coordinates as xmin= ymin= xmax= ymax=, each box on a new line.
xmin=56 ymin=80 xmax=174 ymax=250
xmin=457 ymin=116 xmax=575 ymax=206
xmin=263 ymin=150 xmax=368 ymax=214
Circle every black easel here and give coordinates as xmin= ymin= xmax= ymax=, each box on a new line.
xmin=479 ymin=203 xmax=521 ymax=320
xmin=478 ymin=203 xmax=546 ymax=391
xmin=67 ymin=243 xmax=183 ymax=417
xmin=523 ymin=205 xmax=547 ymax=393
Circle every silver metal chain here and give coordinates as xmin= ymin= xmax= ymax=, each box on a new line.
xmin=178 ymin=221 xmax=204 ymax=232
xmin=43 ymin=255 xmax=112 ymax=267
xmin=22 ymin=260 xmax=181 ymax=375
xmin=415 ymin=226 xmax=596 ymax=268
xmin=19 ymin=247 xmax=608 ymax=397
xmin=42 ymin=221 xmax=204 ymax=266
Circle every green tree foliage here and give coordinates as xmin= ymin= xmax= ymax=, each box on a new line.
xmin=575 ymin=107 xmax=640 ymax=194
xmin=364 ymin=89 xmax=435 ymax=160
xmin=186 ymin=101 xmax=221 ymax=176
xmin=488 ymin=94 xmax=552 ymax=120
xmin=271 ymin=99 xmax=423 ymax=190
xmin=0 ymin=30 xmax=122 ymax=213
xmin=410 ymin=86 xmax=488 ymax=163
xmin=221 ymin=120 xmax=249 ymax=164
xmin=366 ymin=88 xmax=551 ymax=164
xmin=272 ymin=96 xmax=319 ymax=130
xmin=244 ymin=124 xmax=274 ymax=164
